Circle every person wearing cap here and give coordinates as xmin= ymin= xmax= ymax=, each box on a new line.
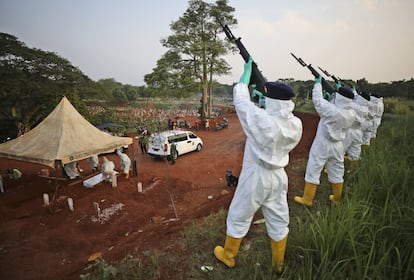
xmin=294 ymin=78 xmax=356 ymax=207
xmin=343 ymin=91 xmax=370 ymax=171
xmin=368 ymin=93 xmax=384 ymax=144
xmin=214 ymin=57 xmax=302 ymax=274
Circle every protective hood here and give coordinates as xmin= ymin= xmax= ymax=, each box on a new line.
xmin=265 ymin=97 xmax=295 ymax=119
xmin=355 ymin=94 xmax=369 ymax=108
xmin=334 ymin=93 xmax=353 ymax=110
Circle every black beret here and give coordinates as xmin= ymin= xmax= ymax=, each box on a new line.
xmin=264 ymin=82 xmax=295 ymax=100
xmin=338 ymin=87 xmax=354 ymax=99
xmin=360 ymin=91 xmax=371 ymax=101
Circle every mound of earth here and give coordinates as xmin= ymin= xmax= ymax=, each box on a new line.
xmin=0 ymin=111 xmax=318 ymax=280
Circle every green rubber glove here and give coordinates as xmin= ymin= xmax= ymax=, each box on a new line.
xmin=315 ymin=75 xmax=322 ymax=84
xmin=239 ymin=57 xmax=253 ymax=85
xmin=252 ymin=89 xmax=264 ymax=98
xmin=336 ymin=81 xmax=342 ymax=89
xmin=323 ymin=91 xmax=333 ymax=101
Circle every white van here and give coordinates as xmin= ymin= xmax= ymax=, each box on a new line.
xmin=148 ymin=130 xmax=203 ymax=160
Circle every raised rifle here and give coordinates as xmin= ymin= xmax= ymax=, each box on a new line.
xmin=218 ymin=19 xmax=266 ymax=103
xmin=290 ymin=53 xmax=335 ymax=94
xmin=317 ymin=66 xmax=353 ymax=90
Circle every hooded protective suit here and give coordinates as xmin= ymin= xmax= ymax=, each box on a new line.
xmin=226 ymin=83 xmax=302 ymax=241
xmin=87 ymin=155 xmax=99 ymax=172
xmin=116 ymin=148 xmax=131 ymax=176
xmin=101 ymin=156 xmax=115 ymax=181
xmin=305 ymin=83 xmax=356 ymax=185
xmin=63 ymin=162 xmax=80 ymax=179
xmin=343 ymin=94 xmax=369 ymax=160
xmin=369 ymin=95 xmax=384 ymax=139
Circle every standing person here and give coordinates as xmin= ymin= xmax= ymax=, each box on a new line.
xmin=205 ymin=119 xmax=210 ymax=131
xmin=101 ymin=156 xmax=115 ymax=182
xmin=116 ymin=148 xmax=131 ymax=179
xmin=343 ymin=91 xmax=370 ymax=171
xmin=369 ymin=93 xmax=384 ymax=144
xmin=87 ymin=155 xmax=99 ymax=172
xmin=169 ymin=142 xmax=177 ymax=165
xmin=294 ymin=78 xmax=356 ymax=207
xmin=139 ymin=134 xmax=148 ymax=154
xmin=214 ymin=57 xmax=303 ymax=274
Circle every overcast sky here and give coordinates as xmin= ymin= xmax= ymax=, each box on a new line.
xmin=1 ymin=0 xmax=413 ymax=86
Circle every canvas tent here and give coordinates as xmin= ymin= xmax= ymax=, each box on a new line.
xmin=0 ymin=96 xmax=132 ymax=168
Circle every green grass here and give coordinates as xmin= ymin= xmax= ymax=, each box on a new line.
xmin=83 ymin=110 xmax=414 ymax=280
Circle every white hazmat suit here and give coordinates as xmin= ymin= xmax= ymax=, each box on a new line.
xmin=116 ymin=148 xmax=131 ymax=178
xmin=305 ymin=83 xmax=356 ymax=185
xmin=101 ymin=156 xmax=115 ymax=181
xmin=87 ymin=155 xmax=99 ymax=172
xmin=214 ymin=58 xmax=302 ymax=274
xmin=63 ymin=162 xmax=80 ymax=180
xmin=227 ymin=83 xmax=302 ymax=241
xmin=294 ymin=81 xmax=356 ymax=207
xmin=343 ymin=94 xmax=370 ymax=161
xmin=369 ymin=94 xmax=384 ymax=140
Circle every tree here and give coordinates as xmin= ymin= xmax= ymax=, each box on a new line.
xmin=0 ymin=33 xmax=90 ymax=137
xmin=144 ymin=0 xmax=236 ymax=119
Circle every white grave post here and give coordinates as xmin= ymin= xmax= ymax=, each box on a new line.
xmin=43 ymin=193 xmax=50 ymax=206
xmin=111 ymin=173 xmax=117 ymax=187
xmin=67 ymin=197 xmax=74 ymax=212
xmin=93 ymin=202 xmax=101 ymax=216
xmin=137 ymin=182 xmax=142 ymax=193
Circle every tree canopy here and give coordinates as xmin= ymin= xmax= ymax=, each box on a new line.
xmin=144 ymin=0 xmax=237 ymax=118
xmin=0 ymin=32 xmax=91 ymax=137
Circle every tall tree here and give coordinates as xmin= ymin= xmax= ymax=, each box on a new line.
xmin=0 ymin=33 xmax=90 ymax=137
xmin=144 ymin=0 xmax=236 ymax=118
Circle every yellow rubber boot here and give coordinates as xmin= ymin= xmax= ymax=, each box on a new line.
xmin=294 ymin=182 xmax=317 ymax=206
xmin=329 ymin=182 xmax=343 ymax=206
xmin=271 ymin=235 xmax=288 ymax=274
xmin=214 ymin=235 xmax=242 ymax=268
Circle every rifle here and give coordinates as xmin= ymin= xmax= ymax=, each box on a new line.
xmin=218 ymin=19 xmax=267 ymax=101
xmin=317 ymin=66 xmax=353 ymax=90
xmin=290 ymin=53 xmax=335 ymax=94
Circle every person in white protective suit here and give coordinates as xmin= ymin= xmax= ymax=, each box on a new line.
xmin=101 ymin=156 xmax=115 ymax=181
xmin=116 ymin=148 xmax=131 ymax=179
xmin=214 ymin=57 xmax=303 ymax=274
xmin=361 ymin=97 xmax=375 ymax=152
xmin=294 ymin=77 xmax=356 ymax=207
xmin=87 ymin=155 xmax=99 ymax=172
xmin=368 ymin=93 xmax=384 ymax=144
xmin=343 ymin=90 xmax=371 ymax=171
xmin=63 ymin=162 xmax=80 ymax=179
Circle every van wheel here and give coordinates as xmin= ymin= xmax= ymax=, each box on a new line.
xmin=196 ymin=144 xmax=202 ymax=151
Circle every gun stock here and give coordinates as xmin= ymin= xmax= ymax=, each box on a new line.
xmin=290 ymin=53 xmax=335 ymax=94
xmin=218 ymin=19 xmax=267 ymax=99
